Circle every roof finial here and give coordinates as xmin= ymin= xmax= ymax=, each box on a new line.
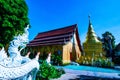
xmin=88 ymin=14 xmax=91 ymax=25
xmin=88 ymin=14 xmax=90 ymax=20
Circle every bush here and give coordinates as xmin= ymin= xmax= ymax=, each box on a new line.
xmin=113 ymin=56 xmax=120 ymax=65
xmin=62 ymin=63 xmax=70 ymax=66
xmin=36 ymin=61 xmax=65 ymax=80
xmin=76 ymin=56 xmax=114 ymax=68
xmin=93 ymin=58 xmax=114 ymax=68
xmin=51 ymin=53 xmax=62 ymax=65
xmin=0 ymin=43 xmax=3 ymax=49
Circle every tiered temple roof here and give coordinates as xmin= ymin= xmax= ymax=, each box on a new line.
xmin=27 ymin=24 xmax=82 ymax=51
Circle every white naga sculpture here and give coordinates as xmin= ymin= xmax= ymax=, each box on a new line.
xmin=46 ymin=52 xmax=51 ymax=65
xmin=0 ymin=25 xmax=40 ymax=80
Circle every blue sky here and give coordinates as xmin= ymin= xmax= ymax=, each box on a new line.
xmin=26 ymin=0 xmax=120 ymax=45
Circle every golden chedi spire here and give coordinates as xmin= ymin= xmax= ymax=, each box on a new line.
xmin=83 ymin=16 xmax=102 ymax=56
xmin=85 ymin=15 xmax=100 ymax=43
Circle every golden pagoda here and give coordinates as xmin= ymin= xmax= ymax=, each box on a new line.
xmin=83 ymin=16 xmax=103 ymax=57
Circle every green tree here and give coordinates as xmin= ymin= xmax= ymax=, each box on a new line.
xmin=0 ymin=0 xmax=29 ymax=49
xmin=102 ymin=31 xmax=115 ymax=58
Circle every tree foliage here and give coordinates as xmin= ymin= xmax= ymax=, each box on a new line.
xmin=102 ymin=31 xmax=115 ymax=57
xmin=0 ymin=0 xmax=29 ymax=47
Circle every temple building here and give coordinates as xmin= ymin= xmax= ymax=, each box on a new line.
xmin=27 ymin=24 xmax=82 ymax=63
xmin=83 ymin=17 xmax=103 ymax=57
